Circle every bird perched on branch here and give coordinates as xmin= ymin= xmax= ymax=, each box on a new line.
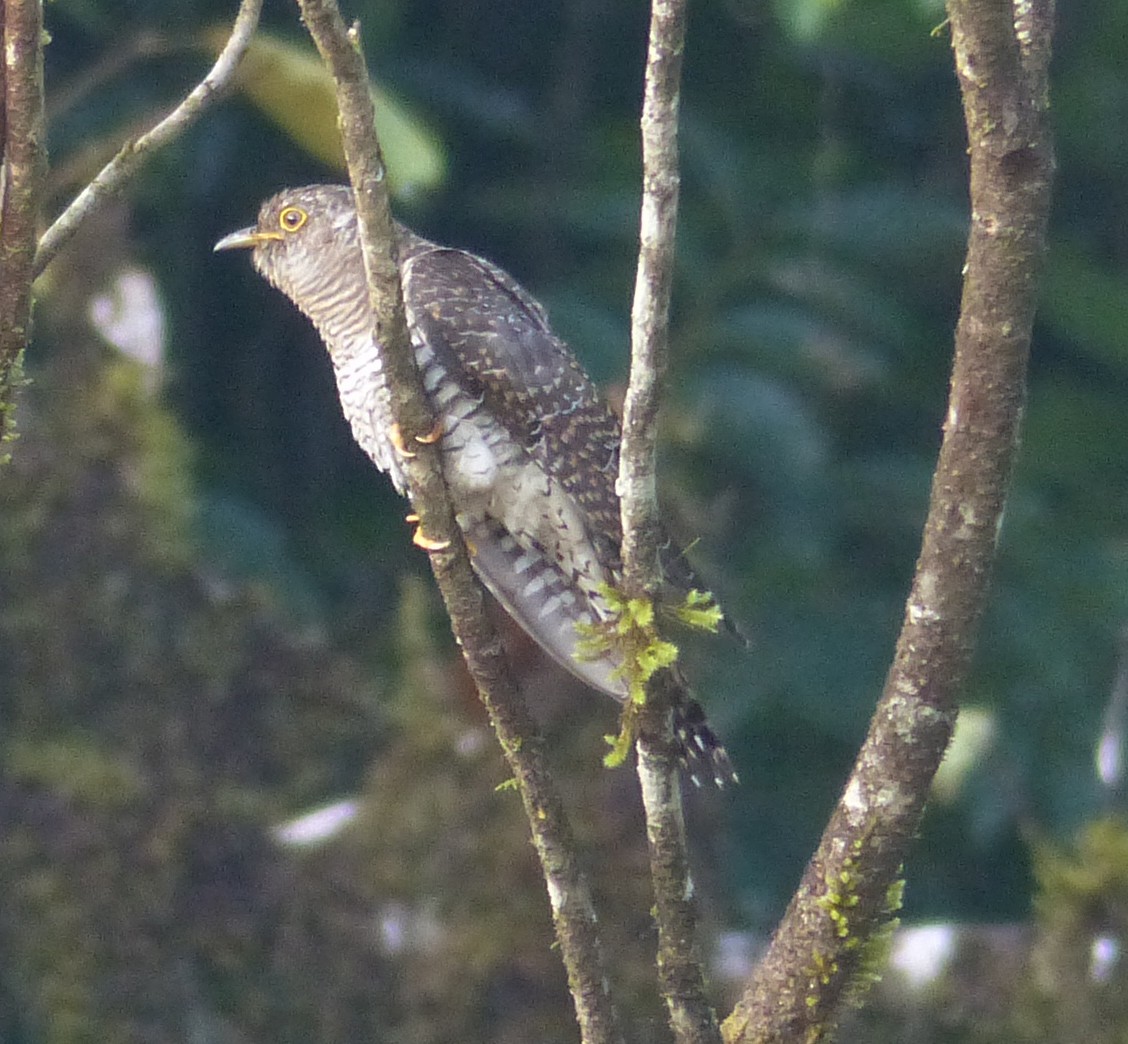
xmin=216 ymin=184 xmax=736 ymax=786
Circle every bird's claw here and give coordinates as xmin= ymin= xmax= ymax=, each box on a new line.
xmin=414 ymin=417 xmax=444 ymax=445
xmin=389 ymin=422 xmax=416 ymax=458
xmin=390 ymin=417 xmax=444 ymax=458
xmin=406 ymin=513 xmax=451 ymax=552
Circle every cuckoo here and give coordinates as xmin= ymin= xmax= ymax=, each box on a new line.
xmin=216 ymin=184 xmax=736 ymax=786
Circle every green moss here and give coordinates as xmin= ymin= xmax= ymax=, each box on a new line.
xmin=808 ymin=851 xmax=904 ymax=1020
xmin=578 ymin=584 xmax=724 ymax=767
xmin=669 ymin=587 xmax=725 ymax=633
xmin=845 ymin=872 xmax=904 ymax=1009
xmin=0 ymin=346 xmax=395 ymax=1039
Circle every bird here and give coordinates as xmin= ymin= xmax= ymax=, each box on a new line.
xmin=216 ymin=184 xmax=737 ymax=786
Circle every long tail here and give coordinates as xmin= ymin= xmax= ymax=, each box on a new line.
xmin=673 ymin=695 xmax=739 ymax=788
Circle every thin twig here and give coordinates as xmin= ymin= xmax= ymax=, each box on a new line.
xmin=621 ymin=2 xmax=721 ymax=1042
xmin=0 ymin=0 xmax=46 ymax=445
xmin=638 ymin=674 xmax=723 ymax=1044
xmin=620 ymin=0 xmax=681 ymax=594
xmin=33 ymin=0 xmax=263 ymax=276
xmin=723 ymin=2 xmax=1055 ymax=1041
xmin=291 ymin=3 xmax=623 ymax=1042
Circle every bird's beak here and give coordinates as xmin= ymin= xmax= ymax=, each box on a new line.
xmin=214 ymin=226 xmax=281 ymax=252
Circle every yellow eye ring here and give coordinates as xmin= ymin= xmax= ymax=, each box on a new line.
xmin=278 ymin=205 xmax=308 ymax=233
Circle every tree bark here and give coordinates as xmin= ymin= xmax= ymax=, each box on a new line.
xmin=622 ymin=2 xmax=723 ymax=1042
xmin=0 ymin=0 xmax=44 ymax=451
xmin=723 ymin=2 xmax=1054 ymax=1041
xmin=292 ymin=3 xmax=624 ymax=1042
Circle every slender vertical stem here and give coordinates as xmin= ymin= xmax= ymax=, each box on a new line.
xmin=620 ymin=0 xmax=684 ymax=594
xmin=622 ymin=2 xmax=721 ymax=1042
xmin=292 ymin=3 xmax=624 ymax=1041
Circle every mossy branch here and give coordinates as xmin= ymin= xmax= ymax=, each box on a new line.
xmin=619 ymin=1 xmax=722 ymax=1042
xmin=291 ymin=2 xmax=623 ymax=1042
xmin=722 ymin=1 xmax=1055 ymax=1040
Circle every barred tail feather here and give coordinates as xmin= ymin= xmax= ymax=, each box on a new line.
xmin=673 ymin=697 xmax=739 ymax=788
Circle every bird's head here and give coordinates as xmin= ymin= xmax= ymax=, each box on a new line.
xmin=215 ymin=185 xmax=364 ymax=329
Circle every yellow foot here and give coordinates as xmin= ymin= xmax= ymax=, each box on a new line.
xmin=414 ymin=417 xmax=444 ymax=445
xmin=413 ymin=530 xmax=451 ymax=552
xmin=391 ymin=418 xmax=444 ymax=457
xmin=406 ymin=513 xmax=451 ymax=552
xmin=389 ymin=422 xmax=416 ymax=458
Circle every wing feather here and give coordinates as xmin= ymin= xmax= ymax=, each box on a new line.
xmin=399 ymin=235 xmax=624 ymax=572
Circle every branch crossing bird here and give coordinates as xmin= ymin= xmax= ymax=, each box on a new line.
xmin=216 ymin=185 xmax=738 ymax=786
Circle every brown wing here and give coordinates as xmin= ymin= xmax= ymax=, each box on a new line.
xmin=398 ymin=233 xmax=624 ymax=573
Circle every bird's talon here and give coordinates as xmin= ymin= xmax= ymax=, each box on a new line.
xmin=414 ymin=417 xmax=444 ymax=445
xmin=413 ymin=529 xmax=451 ymax=552
xmin=406 ymin=512 xmax=451 ymax=550
xmin=389 ymin=422 xmax=416 ymax=458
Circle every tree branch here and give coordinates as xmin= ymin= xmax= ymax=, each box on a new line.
xmin=0 ymin=0 xmax=45 ymax=448
xmin=723 ymin=1 xmax=1055 ymax=1040
xmin=33 ymin=0 xmax=263 ymax=276
xmin=291 ymin=3 xmax=623 ymax=1042
xmin=621 ymin=2 xmax=721 ymax=1043
xmin=621 ymin=1 xmax=680 ymax=596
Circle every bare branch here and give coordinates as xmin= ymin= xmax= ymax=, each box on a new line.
xmin=291 ymin=3 xmax=623 ymax=1042
xmin=33 ymin=0 xmax=263 ymax=276
xmin=621 ymin=2 xmax=721 ymax=1042
xmin=638 ymin=676 xmax=723 ymax=1044
xmin=723 ymin=2 xmax=1055 ymax=1041
xmin=0 ymin=0 xmax=45 ymax=447
xmin=620 ymin=0 xmax=682 ymax=596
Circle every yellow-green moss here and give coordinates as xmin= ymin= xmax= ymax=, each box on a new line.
xmin=578 ymin=584 xmax=726 ymax=767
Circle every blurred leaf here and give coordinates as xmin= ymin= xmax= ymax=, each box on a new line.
xmin=710 ymin=301 xmax=876 ymax=389
xmin=203 ymin=28 xmax=446 ymax=198
xmin=684 ymin=368 xmax=830 ymax=477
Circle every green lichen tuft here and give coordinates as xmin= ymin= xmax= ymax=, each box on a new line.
xmin=576 ymin=583 xmax=681 ymax=767
xmin=808 ymin=853 xmax=903 ymax=1017
xmin=670 ymin=588 xmax=725 ymax=633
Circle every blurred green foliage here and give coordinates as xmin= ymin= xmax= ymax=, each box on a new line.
xmin=3 ymin=0 xmax=1127 ymax=1039
xmin=210 ymin=28 xmax=445 ymax=195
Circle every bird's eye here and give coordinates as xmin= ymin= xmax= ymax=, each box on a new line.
xmin=278 ymin=206 xmax=308 ymax=233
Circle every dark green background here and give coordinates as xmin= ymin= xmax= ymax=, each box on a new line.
xmin=3 ymin=0 xmax=1126 ymax=1040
